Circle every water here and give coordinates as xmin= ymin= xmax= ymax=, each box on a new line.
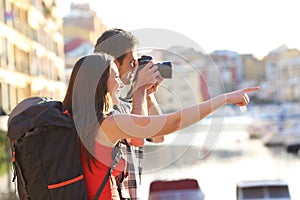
xmin=140 ymin=114 xmax=300 ymax=199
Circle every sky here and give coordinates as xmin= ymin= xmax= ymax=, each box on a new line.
xmin=57 ymin=0 xmax=300 ymax=59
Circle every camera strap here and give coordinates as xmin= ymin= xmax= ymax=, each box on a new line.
xmin=119 ymin=85 xmax=133 ymax=103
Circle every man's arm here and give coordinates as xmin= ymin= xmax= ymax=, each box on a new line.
xmin=126 ymin=85 xmax=148 ymax=146
xmin=129 ymin=62 xmax=159 ymax=146
xmin=146 ymin=93 xmax=165 ymax=143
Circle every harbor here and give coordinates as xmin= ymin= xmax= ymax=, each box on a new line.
xmin=140 ymin=108 xmax=300 ymax=199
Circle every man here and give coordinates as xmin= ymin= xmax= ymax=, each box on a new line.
xmin=94 ymin=28 xmax=164 ymax=199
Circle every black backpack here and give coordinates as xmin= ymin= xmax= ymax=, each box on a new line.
xmin=7 ymin=97 xmax=88 ymax=200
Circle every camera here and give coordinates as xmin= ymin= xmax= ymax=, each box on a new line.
xmin=136 ymin=55 xmax=172 ymax=79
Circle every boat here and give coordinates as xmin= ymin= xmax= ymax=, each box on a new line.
xmin=247 ymin=104 xmax=300 ymax=147
xmin=262 ymin=119 xmax=300 ymax=151
xmin=283 ymin=134 xmax=300 ymax=153
xmin=285 ymin=142 xmax=300 ymax=153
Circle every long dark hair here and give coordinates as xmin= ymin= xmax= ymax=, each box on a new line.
xmin=63 ymin=53 xmax=113 ymax=170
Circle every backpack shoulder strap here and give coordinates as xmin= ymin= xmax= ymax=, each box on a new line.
xmin=93 ymin=141 xmax=122 ymax=200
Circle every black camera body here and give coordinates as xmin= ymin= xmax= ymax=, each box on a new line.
xmin=136 ymin=55 xmax=172 ymax=79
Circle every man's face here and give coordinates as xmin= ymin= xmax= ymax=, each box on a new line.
xmin=107 ymin=63 xmax=123 ymax=104
xmin=115 ymin=50 xmax=137 ymax=85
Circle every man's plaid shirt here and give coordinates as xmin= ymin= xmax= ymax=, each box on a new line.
xmin=114 ymin=103 xmax=143 ymax=200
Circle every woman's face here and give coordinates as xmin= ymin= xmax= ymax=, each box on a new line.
xmin=107 ymin=63 xmax=123 ymax=104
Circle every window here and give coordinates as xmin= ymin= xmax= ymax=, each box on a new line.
xmin=1 ymin=83 xmax=10 ymax=113
xmin=0 ymin=83 xmax=5 ymax=115
xmin=0 ymin=37 xmax=3 ymax=68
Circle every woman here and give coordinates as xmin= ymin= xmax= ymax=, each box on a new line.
xmin=63 ymin=53 xmax=259 ymax=200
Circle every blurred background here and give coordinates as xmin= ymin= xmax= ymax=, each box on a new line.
xmin=1 ymin=0 xmax=300 ymax=199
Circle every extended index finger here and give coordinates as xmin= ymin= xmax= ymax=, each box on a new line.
xmin=243 ymin=86 xmax=260 ymax=93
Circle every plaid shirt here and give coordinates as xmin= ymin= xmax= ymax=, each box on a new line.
xmin=114 ymin=103 xmax=143 ymax=200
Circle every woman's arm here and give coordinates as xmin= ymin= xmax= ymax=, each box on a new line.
xmin=101 ymin=86 xmax=260 ymax=144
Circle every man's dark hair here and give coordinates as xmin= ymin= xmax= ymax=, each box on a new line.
xmin=94 ymin=28 xmax=138 ymax=64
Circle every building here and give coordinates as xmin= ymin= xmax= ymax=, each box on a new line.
xmin=263 ymin=45 xmax=300 ymax=102
xmin=210 ymin=50 xmax=243 ymax=92
xmin=241 ymin=54 xmax=265 ymax=85
xmin=63 ymin=37 xmax=94 ymax=84
xmin=152 ymin=46 xmax=210 ymax=113
xmin=63 ymin=3 xmax=106 ymax=45
xmin=62 ymin=3 xmax=107 ymax=83
xmin=0 ymin=0 xmax=65 ymax=130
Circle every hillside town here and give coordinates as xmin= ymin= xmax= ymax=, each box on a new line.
xmin=1 ymin=2 xmax=299 ymax=124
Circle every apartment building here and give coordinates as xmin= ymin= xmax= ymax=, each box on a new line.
xmin=63 ymin=3 xmax=107 ymax=83
xmin=0 ymin=0 xmax=65 ymax=130
xmin=152 ymin=46 xmax=209 ymax=113
xmin=263 ymin=45 xmax=300 ymax=102
xmin=210 ymin=50 xmax=243 ymax=92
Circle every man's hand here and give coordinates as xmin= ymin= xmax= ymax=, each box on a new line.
xmin=131 ymin=61 xmax=166 ymax=146
xmin=146 ymin=74 xmax=163 ymax=95
xmin=133 ymin=60 xmax=159 ymax=92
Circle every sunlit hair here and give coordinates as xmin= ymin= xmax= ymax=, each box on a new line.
xmin=94 ymin=28 xmax=138 ymax=64
xmin=63 ymin=53 xmax=113 ymax=118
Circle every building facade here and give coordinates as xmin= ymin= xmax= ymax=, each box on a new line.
xmin=62 ymin=3 xmax=107 ymax=84
xmin=0 ymin=0 xmax=65 ymax=130
xmin=263 ymin=45 xmax=300 ymax=102
xmin=209 ymin=50 xmax=244 ymax=92
xmin=63 ymin=3 xmax=106 ymax=44
xmin=241 ymin=54 xmax=265 ymax=85
xmin=152 ymin=46 xmax=210 ymax=113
